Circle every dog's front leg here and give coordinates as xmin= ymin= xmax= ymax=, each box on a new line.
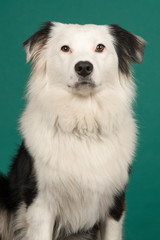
xmin=100 ymin=214 xmax=125 ymax=240
xmin=24 ymin=198 xmax=55 ymax=240
xmin=100 ymin=191 xmax=126 ymax=240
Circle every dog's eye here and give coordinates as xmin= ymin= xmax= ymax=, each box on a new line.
xmin=95 ymin=44 xmax=105 ymax=53
xmin=61 ymin=45 xmax=70 ymax=52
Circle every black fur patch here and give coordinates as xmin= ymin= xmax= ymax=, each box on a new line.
xmin=0 ymin=142 xmax=38 ymax=212
xmin=109 ymin=190 xmax=126 ymax=221
xmin=109 ymin=24 xmax=145 ymax=75
xmin=23 ymin=21 xmax=53 ymax=59
xmin=0 ymin=174 xmax=10 ymax=209
xmin=128 ymin=164 xmax=132 ymax=175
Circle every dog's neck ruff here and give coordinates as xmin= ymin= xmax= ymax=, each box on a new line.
xmin=21 ymin=71 xmax=134 ymax=138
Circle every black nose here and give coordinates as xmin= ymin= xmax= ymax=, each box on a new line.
xmin=75 ymin=61 xmax=93 ymax=77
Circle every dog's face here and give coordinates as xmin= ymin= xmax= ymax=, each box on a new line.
xmin=23 ymin=22 xmax=145 ymax=96
xmin=46 ymin=23 xmax=118 ymax=94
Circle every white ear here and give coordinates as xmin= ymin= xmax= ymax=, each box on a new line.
xmin=23 ymin=21 xmax=53 ymax=63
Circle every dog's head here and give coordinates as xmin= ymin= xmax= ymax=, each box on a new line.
xmin=23 ymin=22 xmax=145 ymax=96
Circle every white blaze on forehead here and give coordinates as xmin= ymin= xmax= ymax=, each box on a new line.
xmin=47 ymin=22 xmax=115 ymax=53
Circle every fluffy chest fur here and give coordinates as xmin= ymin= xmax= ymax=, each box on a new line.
xmin=20 ymin=92 xmax=136 ymax=232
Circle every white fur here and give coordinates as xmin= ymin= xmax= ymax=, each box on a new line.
xmin=19 ymin=22 xmax=137 ymax=239
xmin=101 ymin=214 xmax=125 ymax=240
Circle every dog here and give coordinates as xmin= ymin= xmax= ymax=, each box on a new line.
xmin=0 ymin=22 xmax=145 ymax=240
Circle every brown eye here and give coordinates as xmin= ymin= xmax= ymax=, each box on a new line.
xmin=95 ymin=44 xmax=105 ymax=53
xmin=61 ymin=45 xmax=70 ymax=52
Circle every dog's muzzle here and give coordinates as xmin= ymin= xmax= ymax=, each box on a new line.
xmin=75 ymin=61 xmax=93 ymax=77
xmin=74 ymin=61 xmax=95 ymax=88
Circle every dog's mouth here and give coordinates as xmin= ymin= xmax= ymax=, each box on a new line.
xmin=68 ymin=77 xmax=96 ymax=89
xmin=74 ymin=80 xmax=96 ymax=88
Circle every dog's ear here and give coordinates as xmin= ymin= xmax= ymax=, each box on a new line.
xmin=109 ymin=24 xmax=146 ymax=75
xmin=23 ymin=22 xmax=53 ymax=63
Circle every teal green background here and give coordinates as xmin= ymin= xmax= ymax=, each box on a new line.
xmin=0 ymin=0 xmax=159 ymax=239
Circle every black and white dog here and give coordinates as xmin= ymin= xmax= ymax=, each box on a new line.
xmin=0 ymin=22 xmax=145 ymax=240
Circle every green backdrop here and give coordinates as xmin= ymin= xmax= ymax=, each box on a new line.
xmin=0 ymin=0 xmax=159 ymax=239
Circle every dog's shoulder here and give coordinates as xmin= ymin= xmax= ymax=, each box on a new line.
xmin=7 ymin=142 xmax=38 ymax=209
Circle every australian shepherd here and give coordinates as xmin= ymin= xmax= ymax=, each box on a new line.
xmin=0 ymin=22 xmax=145 ymax=240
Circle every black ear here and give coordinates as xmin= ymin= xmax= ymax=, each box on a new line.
xmin=109 ymin=24 xmax=146 ymax=75
xmin=23 ymin=21 xmax=53 ymax=62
